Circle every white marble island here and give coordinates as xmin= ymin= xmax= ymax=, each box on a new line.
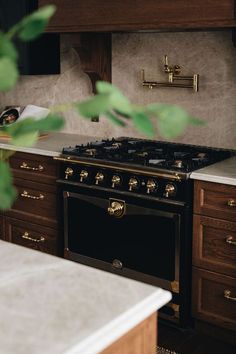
xmin=0 ymin=240 xmax=171 ymax=354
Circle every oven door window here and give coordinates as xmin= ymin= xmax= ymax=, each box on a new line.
xmin=64 ymin=192 xmax=180 ymax=282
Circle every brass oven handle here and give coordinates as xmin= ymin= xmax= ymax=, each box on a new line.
xmin=227 ymin=199 xmax=236 ymax=207
xmin=21 ymin=232 xmax=45 ymax=243
xmin=225 ymin=236 xmax=236 ymax=246
xmin=223 ymin=289 xmax=236 ymax=302
xmin=20 ymin=162 xmax=44 ymax=172
xmin=107 ymin=201 xmax=124 ymax=217
xmin=20 ymin=190 xmax=44 ymax=200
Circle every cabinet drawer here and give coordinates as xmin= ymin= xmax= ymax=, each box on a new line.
xmin=192 ymin=267 xmax=236 ymax=332
xmin=193 ymin=215 xmax=236 ymax=277
xmin=6 ymin=178 xmax=58 ymax=228
xmin=10 ymin=152 xmax=58 ymax=184
xmin=5 ymin=217 xmax=58 ymax=255
xmin=194 ymin=181 xmax=236 ymax=221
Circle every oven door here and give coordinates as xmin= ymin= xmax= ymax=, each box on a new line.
xmin=63 ymin=189 xmax=182 ymax=293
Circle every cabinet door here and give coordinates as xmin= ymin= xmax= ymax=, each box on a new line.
xmin=10 ymin=152 xmax=58 ymax=185
xmin=0 ymin=214 xmax=4 ymax=240
xmin=39 ymin=0 xmax=236 ymax=32
xmin=194 ymin=181 xmax=236 ymax=222
xmin=193 ymin=215 xmax=236 ymax=277
xmin=6 ymin=178 xmax=58 ymax=228
xmin=5 ymin=217 xmax=58 ymax=255
xmin=192 ymin=267 xmax=236 ymax=332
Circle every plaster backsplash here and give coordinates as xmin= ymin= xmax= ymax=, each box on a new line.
xmin=0 ymin=31 xmax=235 ymax=149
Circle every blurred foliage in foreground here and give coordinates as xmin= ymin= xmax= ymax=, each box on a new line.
xmin=0 ymin=5 xmax=204 ymax=210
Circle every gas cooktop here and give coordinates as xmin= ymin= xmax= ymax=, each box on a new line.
xmin=62 ymin=137 xmax=231 ymax=174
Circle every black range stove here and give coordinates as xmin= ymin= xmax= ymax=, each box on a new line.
xmin=59 ymin=137 xmax=231 ymax=203
xmin=56 ymin=138 xmax=231 ymax=327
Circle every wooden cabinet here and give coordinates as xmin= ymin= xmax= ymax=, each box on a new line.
xmin=4 ymin=217 xmax=58 ymax=255
xmin=192 ymin=180 xmax=236 ymax=333
xmin=101 ymin=313 xmax=157 ymax=354
xmin=0 ymin=215 xmax=4 ymax=240
xmin=39 ymin=0 xmax=236 ymax=32
xmin=0 ymin=151 xmax=61 ymax=256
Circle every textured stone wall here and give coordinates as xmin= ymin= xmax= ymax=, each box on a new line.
xmin=0 ymin=31 xmax=235 ymax=149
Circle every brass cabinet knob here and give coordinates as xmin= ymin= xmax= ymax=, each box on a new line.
xmin=79 ymin=170 xmax=88 ymax=182
xmin=95 ymin=172 xmax=104 ymax=185
xmin=65 ymin=167 xmax=73 ymax=180
xmin=146 ymin=179 xmax=157 ymax=194
xmin=223 ymin=289 xmax=236 ymax=302
xmin=128 ymin=177 xmax=138 ymax=191
xmin=107 ymin=201 xmax=124 ymax=217
xmin=164 ymin=183 xmax=176 ymax=197
xmin=111 ymin=175 xmax=121 ymax=188
xmin=225 ymin=236 xmax=236 ymax=246
xmin=227 ymin=199 xmax=236 ymax=207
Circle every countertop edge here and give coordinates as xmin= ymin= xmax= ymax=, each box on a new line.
xmin=0 ymin=143 xmax=60 ymax=157
xmin=190 ymin=172 xmax=236 ymax=186
xmin=65 ymin=289 xmax=172 ymax=354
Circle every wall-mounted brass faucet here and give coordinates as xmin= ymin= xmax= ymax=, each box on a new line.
xmin=141 ymin=55 xmax=199 ymax=92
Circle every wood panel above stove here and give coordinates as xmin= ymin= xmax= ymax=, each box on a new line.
xmin=39 ymin=0 xmax=236 ymax=32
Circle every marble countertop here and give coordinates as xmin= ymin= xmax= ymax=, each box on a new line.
xmin=0 ymin=132 xmax=98 ymax=157
xmin=190 ymin=156 xmax=236 ymax=186
xmin=0 ymin=241 xmax=171 ymax=354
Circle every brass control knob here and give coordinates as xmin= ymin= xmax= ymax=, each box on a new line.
xmin=128 ymin=177 xmax=138 ymax=191
xmin=164 ymin=183 xmax=176 ymax=198
xmin=65 ymin=167 xmax=73 ymax=180
xmin=80 ymin=170 xmax=88 ymax=182
xmin=95 ymin=172 xmax=104 ymax=185
xmin=111 ymin=175 xmax=121 ymax=188
xmin=107 ymin=201 xmax=124 ymax=217
xmin=146 ymin=179 xmax=157 ymax=194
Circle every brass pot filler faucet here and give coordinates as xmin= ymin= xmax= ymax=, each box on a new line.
xmin=141 ymin=55 xmax=199 ymax=92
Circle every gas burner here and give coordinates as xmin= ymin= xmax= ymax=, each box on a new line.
xmin=62 ymin=138 xmax=232 ymax=174
xmin=85 ymin=148 xmax=97 ymax=156
xmin=196 ymin=152 xmax=207 ymax=159
xmin=173 ymin=160 xmax=184 ymax=169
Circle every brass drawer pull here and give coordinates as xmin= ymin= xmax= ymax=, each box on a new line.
xmin=224 ymin=289 xmax=236 ymax=302
xmin=20 ymin=190 xmax=44 ymax=200
xmin=21 ymin=232 xmax=45 ymax=243
xmin=20 ymin=162 xmax=44 ymax=172
xmin=227 ymin=199 xmax=236 ymax=207
xmin=225 ymin=236 xmax=236 ymax=246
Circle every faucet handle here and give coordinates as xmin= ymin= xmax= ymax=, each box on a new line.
xmin=164 ymin=55 xmax=171 ymax=73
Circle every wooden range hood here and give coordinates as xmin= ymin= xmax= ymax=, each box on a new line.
xmin=39 ymin=0 xmax=236 ymax=91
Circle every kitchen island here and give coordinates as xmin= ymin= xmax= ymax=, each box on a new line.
xmin=0 ymin=240 xmax=171 ymax=354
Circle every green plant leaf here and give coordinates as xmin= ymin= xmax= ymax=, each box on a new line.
xmin=11 ymin=131 xmax=39 ymax=147
xmin=153 ymin=104 xmax=190 ymax=138
xmin=131 ymin=112 xmax=154 ymax=138
xmin=0 ymin=57 xmax=19 ymax=91
xmin=4 ymin=115 xmax=64 ymax=138
xmin=0 ymin=161 xmax=17 ymax=210
xmin=0 ymin=32 xmax=18 ymax=62
xmin=96 ymin=81 xmax=118 ymax=94
xmin=188 ymin=116 xmax=205 ymax=125
xmin=18 ymin=5 xmax=56 ymax=41
xmin=75 ymin=94 xmax=113 ymax=118
xmin=96 ymin=81 xmax=132 ymax=115
xmin=105 ymin=111 xmax=126 ymax=126
xmin=0 ymin=149 xmax=15 ymax=161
